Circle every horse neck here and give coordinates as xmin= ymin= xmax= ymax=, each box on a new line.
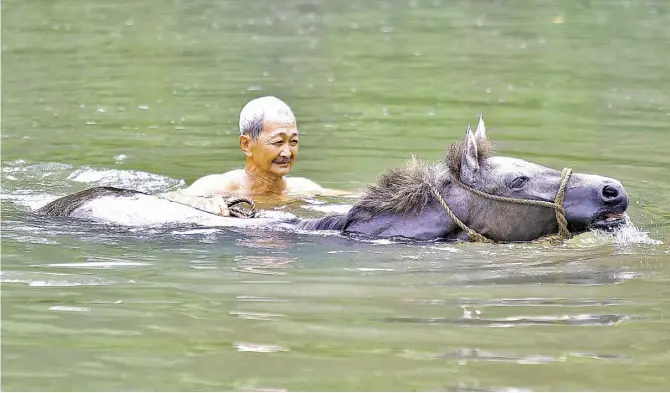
xmin=430 ymin=177 xmax=475 ymax=227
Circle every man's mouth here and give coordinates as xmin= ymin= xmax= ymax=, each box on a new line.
xmin=273 ymin=159 xmax=291 ymax=165
xmin=590 ymin=212 xmax=627 ymax=231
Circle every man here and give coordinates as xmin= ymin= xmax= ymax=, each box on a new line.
xmin=160 ymin=96 xmax=349 ymax=216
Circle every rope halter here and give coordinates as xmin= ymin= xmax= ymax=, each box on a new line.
xmin=430 ymin=167 xmax=573 ymax=243
xmin=226 ymin=197 xmax=257 ymax=218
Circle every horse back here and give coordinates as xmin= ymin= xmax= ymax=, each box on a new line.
xmin=36 ymin=186 xmax=147 ymax=217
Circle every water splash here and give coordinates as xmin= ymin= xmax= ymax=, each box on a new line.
xmin=1 ymin=161 xmax=186 ymax=210
xmin=592 ymin=215 xmax=663 ymax=246
xmin=67 ymin=167 xmax=185 ymax=193
xmin=300 ymin=203 xmax=352 ymax=214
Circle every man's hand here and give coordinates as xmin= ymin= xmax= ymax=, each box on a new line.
xmin=158 ymin=191 xmax=231 ymax=216
xmin=158 ymin=191 xmax=256 ymax=218
xmin=198 ymin=195 xmax=231 ymax=216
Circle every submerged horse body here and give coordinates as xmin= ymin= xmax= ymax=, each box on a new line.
xmin=297 ymin=116 xmax=629 ymax=242
xmin=34 ymin=186 xmax=289 ymax=228
xmin=36 ymin=116 xmax=629 ymax=242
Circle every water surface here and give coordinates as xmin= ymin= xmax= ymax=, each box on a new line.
xmin=2 ymin=0 xmax=670 ymax=391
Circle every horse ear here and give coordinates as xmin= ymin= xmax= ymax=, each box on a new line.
xmin=460 ymin=124 xmax=479 ymax=184
xmin=474 ymin=113 xmax=486 ymax=142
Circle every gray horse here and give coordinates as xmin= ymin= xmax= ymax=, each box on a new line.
xmin=297 ymin=116 xmax=628 ymax=242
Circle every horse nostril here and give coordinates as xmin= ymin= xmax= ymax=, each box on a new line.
xmin=602 ymin=185 xmax=619 ymax=200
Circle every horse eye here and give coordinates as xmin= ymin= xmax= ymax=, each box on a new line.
xmin=509 ymin=176 xmax=529 ymax=189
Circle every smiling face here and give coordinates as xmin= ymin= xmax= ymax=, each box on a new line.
xmin=238 ymin=96 xmax=300 ymax=179
xmin=241 ymin=118 xmax=299 ymax=178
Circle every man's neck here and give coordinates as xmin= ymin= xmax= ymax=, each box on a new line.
xmin=244 ymin=165 xmax=287 ymax=195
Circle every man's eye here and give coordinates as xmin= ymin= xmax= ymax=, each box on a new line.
xmin=272 ymin=141 xmax=283 ymax=146
xmin=290 ymin=140 xmax=298 ymax=146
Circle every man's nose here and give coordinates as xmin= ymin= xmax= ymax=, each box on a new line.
xmin=279 ymin=147 xmax=291 ymax=157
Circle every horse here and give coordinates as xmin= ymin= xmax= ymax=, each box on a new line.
xmin=296 ymin=116 xmax=628 ymax=242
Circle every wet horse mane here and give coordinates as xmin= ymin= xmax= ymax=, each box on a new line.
xmin=355 ymin=135 xmax=494 ymax=214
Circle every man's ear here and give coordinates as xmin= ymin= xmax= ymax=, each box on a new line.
xmin=239 ymin=134 xmax=253 ymax=157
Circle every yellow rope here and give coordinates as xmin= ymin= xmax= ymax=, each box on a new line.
xmin=226 ymin=197 xmax=257 ymax=218
xmin=430 ymin=168 xmax=573 ymax=243
xmin=429 ymin=183 xmax=492 ymax=243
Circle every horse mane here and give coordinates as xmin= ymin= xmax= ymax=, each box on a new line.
xmin=354 ymin=136 xmax=495 ymax=214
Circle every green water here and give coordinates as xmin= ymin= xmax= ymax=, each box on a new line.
xmin=2 ymin=0 xmax=670 ymax=391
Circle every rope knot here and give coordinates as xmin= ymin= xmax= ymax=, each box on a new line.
xmin=226 ymin=197 xmax=257 ymax=218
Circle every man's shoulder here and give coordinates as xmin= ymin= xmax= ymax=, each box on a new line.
xmin=195 ymin=170 xmax=244 ymax=183
xmin=286 ymin=176 xmax=325 ymax=193
xmin=183 ymin=170 xmax=244 ymax=195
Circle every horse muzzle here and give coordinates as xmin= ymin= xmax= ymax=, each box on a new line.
xmin=590 ymin=180 xmax=629 ymax=231
xmin=563 ymin=175 xmax=629 ymax=233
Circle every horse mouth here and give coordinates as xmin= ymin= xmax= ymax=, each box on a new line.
xmin=590 ymin=212 xmax=627 ymax=231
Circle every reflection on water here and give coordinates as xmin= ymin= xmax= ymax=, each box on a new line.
xmin=233 ymin=255 xmax=297 ymax=275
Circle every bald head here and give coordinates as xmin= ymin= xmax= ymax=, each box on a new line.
xmin=239 ymin=96 xmax=296 ymax=140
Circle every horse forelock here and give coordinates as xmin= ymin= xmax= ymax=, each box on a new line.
xmin=446 ymin=135 xmax=495 ymax=174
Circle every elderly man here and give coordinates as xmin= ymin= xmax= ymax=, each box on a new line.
xmin=160 ymin=96 xmax=347 ymax=216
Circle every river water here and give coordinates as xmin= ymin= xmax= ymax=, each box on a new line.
xmin=2 ymin=0 xmax=670 ymax=391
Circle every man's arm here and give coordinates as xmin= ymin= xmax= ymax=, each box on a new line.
xmin=157 ymin=191 xmax=231 ymax=216
xmin=156 ymin=172 xmax=241 ymax=216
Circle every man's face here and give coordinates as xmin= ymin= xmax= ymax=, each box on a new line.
xmin=248 ymin=119 xmax=299 ymax=177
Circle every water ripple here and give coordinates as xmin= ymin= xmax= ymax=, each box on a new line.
xmin=435 ymin=348 xmax=560 ymax=364
xmin=67 ymin=167 xmax=185 ymax=193
xmin=229 ymin=311 xmax=286 ymax=321
xmin=428 ymin=270 xmax=638 ymax=286
xmin=380 ymin=313 xmax=630 ymax=327
xmin=426 ymin=348 xmax=626 ymax=364
xmin=34 ymin=261 xmax=152 ymax=269
xmin=404 ymin=297 xmax=626 ymax=307
xmin=1 ymin=271 xmax=127 ymax=287
xmin=232 ymin=342 xmax=289 ymax=353
xmin=48 ymin=306 xmax=91 ymax=312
